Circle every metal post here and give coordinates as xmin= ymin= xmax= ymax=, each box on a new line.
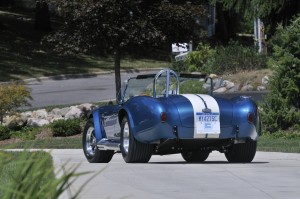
xmin=257 ymin=18 xmax=262 ymax=54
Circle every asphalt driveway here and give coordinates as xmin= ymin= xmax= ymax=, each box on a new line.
xmin=50 ymin=150 xmax=300 ymax=199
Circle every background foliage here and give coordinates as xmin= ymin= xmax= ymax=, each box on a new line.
xmin=0 ymin=83 xmax=32 ymax=124
xmin=261 ymin=16 xmax=300 ymax=133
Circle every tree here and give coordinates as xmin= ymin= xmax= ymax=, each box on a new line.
xmin=261 ymin=16 xmax=300 ymax=132
xmin=44 ymin=0 xmax=207 ymax=97
xmin=210 ymin=0 xmax=300 ymax=39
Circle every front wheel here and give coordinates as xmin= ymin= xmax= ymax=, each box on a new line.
xmin=225 ymin=140 xmax=257 ymax=163
xmin=82 ymin=119 xmax=114 ymax=163
xmin=120 ymin=116 xmax=153 ymax=163
xmin=181 ymin=151 xmax=210 ymax=162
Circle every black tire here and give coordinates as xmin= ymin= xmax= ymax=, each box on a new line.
xmin=82 ymin=118 xmax=114 ymax=163
xmin=120 ymin=116 xmax=153 ymax=163
xmin=181 ymin=151 xmax=210 ymax=162
xmin=225 ymin=140 xmax=257 ymax=163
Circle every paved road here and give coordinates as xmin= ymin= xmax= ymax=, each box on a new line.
xmin=26 ymin=69 xmax=156 ymax=108
xmin=26 ymin=69 xmax=268 ymax=108
xmin=50 ymin=150 xmax=300 ymax=199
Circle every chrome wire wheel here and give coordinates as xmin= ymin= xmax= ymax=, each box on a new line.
xmin=122 ymin=121 xmax=130 ymax=154
xmin=86 ymin=126 xmax=97 ymax=156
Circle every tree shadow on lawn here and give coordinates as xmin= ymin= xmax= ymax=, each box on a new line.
xmin=0 ymin=8 xmax=115 ymax=82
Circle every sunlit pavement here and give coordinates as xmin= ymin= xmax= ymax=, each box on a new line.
xmin=50 ymin=149 xmax=300 ymax=199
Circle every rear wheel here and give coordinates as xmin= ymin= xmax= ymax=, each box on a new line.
xmin=120 ymin=116 xmax=153 ymax=163
xmin=82 ymin=119 xmax=114 ymax=163
xmin=225 ymin=140 xmax=257 ymax=163
xmin=181 ymin=151 xmax=210 ymax=162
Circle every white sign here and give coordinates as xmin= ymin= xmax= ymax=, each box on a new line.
xmin=172 ymin=43 xmax=188 ymax=53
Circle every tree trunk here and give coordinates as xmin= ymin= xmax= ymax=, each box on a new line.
xmin=114 ymin=47 xmax=121 ymax=99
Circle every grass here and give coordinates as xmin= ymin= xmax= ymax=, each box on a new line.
xmin=1 ymin=134 xmax=300 ymax=153
xmin=2 ymin=137 xmax=82 ymax=149
xmin=0 ymin=151 xmax=55 ymax=197
xmin=257 ymin=136 xmax=300 ymax=153
xmin=0 ymin=7 xmax=169 ymax=82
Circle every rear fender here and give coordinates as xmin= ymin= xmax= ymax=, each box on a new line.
xmin=119 ymin=96 xmax=171 ymax=143
xmin=232 ymin=97 xmax=260 ymax=140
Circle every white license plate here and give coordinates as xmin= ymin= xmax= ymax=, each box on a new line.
xmin=196 ymin=112 xmax=220 ymax=134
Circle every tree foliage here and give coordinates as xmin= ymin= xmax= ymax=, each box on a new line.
xmin=261 ymin=16 xmax=300 ymax=133
xmin=211 ymin=0 xmax=288 ymax=18
xmin=211 ymin=0 xmax=300 ymax=39
xmin=44 ymin=0 xmax=208 ymax=96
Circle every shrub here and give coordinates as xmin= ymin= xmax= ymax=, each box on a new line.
xmin=51 ymin=119 xmax=82 ymax=137
xmin=0 ymin=82 xmax=32 ymax=124
xmin=212 ymin=41 xmax=267 ymax=74
xmin=171 ymin=60 xmax=189 ymax=73
xmin=0 ymin=125 xmax=10 ymax=141
xmin=10 ymin=126 xmax=44 ymax=140
xmin=180 ymin=80 xmax=207 ymax=94
xmin=174 ymin=41 xmax=267 ymax=75
xmin=184 ymin=42 xmax=216 ymax=73
xmin=261 ymin=16 xmax=300 ymax=133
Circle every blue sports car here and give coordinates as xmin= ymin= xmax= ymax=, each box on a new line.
xmin=83 ymin=68 xmax=261 ymax=163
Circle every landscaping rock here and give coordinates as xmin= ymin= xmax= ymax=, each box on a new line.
xmin=50 ymin=108 xmax=61 ymax=116
xmin=262 ymin=75 xmax=269 ymax=86
xmin=34 ymin=109 xmax=48 ymax=119
xmin=65 ymin=106 xmax=83 ymax=119
xmin=241 ymin=84 xmax=254 ymax=91
xmin=214 ymin=87 xmax=227 ymax=93
xmin=27 ymin=118 xmax=50 ymax=127
xmin=78 ymin=103 xmax=95 ymax=117
xmin=213 ymin=78 xmax=223 ymax=90
xmin=257 ymin=86 xmax=267 ymax=91
xmin=60 ymin=107 xmax=71 ymax=117
xmin=4 ymin=114 xmax=27 ymax=130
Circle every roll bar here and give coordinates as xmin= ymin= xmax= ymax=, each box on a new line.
xmin=153 ymin=68 xmax=179 ymax=98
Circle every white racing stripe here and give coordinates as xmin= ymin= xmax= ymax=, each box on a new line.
xmin=181 ymin=94 xmax=221 ymax=138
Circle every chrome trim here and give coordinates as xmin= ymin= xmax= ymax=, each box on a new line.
xmin=97 ymin=138 xmax=120 ymax=151
xmin=122 ymin=122 xmax=130 ymax=153
xmin=86 ymin=126 xmax=96 ymax=156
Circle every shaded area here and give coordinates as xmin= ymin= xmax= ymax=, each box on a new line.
xmin=0 ymin=8 xmax=168 ymax=82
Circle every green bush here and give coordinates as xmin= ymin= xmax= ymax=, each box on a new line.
xmin=171 ymin=60 xmax=189 ymax=73
xmin=10 ymin=126 xmax=43 ymax=140
xmin=261 ymin=16 xmax=300 ymax=133
xmin=212 ymin=41 xmax=267 ymax=74
xmin=0 ymin=82 xmax=32 ymax=123
xmin=0 ymin=125 xmax=10 ymax=141
xmin=51 ymin=119 xmax=82 ymax=137
xmin=184 ymin=42 xmax=216 ymax=73
xmin=173 ymin=42 xmax=267 ymax=74
xmin=180 ymin=80 xmax=207 ymax=94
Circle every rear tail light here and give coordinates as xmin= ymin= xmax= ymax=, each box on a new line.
xmin=248 ymin=113 xmax=254 ymax=124
xmin=161 ymin=112 xmax=167 ymax=123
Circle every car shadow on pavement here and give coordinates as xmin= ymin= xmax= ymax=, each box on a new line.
xmin=148 ymin=161 xmax=269 ymax=164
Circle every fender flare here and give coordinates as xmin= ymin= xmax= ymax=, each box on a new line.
xmin=92 ymin=111 xmax=106 ymax=142
xmin=118 ymin=108 xmax=137 ymax=139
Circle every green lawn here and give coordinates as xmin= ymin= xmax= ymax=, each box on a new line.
xmin=0 ymin=8 xmax=169 ymax=82
xmin=257 ymin=136 xmax=300 ymax=153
